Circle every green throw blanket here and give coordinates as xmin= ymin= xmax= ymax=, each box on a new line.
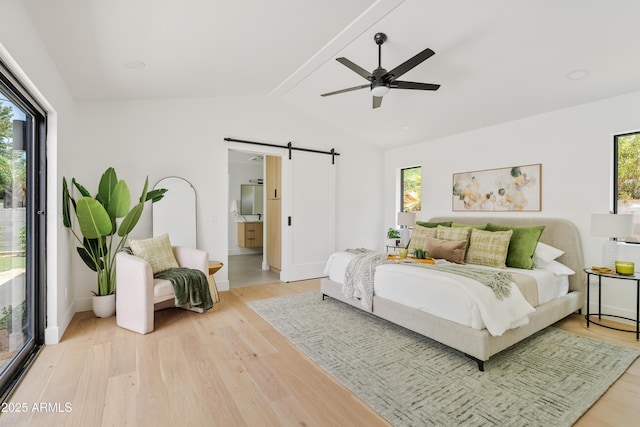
xmin=154 ymin=268 xmax=214 ymax=311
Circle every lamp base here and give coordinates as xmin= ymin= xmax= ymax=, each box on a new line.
xmin=401 ymin=227 xmax=411 ymax=247
xmin=602 ymin=239 xmax=619 ymax=270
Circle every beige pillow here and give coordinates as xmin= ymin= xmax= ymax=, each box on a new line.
xmin=129 ymin=234 xmax=179 ymax=274
xmin=425 ymin=237 xmax=467 ymax=264
xmin=437 ymin=225 xmax=471 ymax=242
xmin=465 ymin=228 xmax=513 ymax=269
xmin=407 ymin=224 xmax=438 ymax=255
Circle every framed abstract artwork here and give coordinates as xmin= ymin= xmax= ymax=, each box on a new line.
xmin=452 ymin=164 xmax=541 ymax=212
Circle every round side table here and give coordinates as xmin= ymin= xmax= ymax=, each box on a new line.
xmin=208 ymin=260 xmax=223 ymax=304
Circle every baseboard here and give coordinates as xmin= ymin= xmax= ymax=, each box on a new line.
xmin=45 ymin=298 xmax=76 ymax=344
xmin=44 ymin=326 xmax=59 ymax=345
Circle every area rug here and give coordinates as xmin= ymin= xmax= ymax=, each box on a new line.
xmin=248 ymin=291 xmax=640 ymax=427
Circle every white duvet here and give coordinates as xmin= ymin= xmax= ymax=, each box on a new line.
xmin=324 ymin=251 xmax=567 ymax=336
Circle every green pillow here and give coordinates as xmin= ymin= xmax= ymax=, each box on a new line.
xmin=416 ymin=221 xmax=452 ymax=228
xmin=452 ymin=222 xmax=487 ymax=230
xmin=485 ymin=223 xmax=545 ymax=269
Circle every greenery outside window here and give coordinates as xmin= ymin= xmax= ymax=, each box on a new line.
xmin=401 ymin=166 xmax=421 ymax=213
xmin=614 ymin=131 xmax=640 ymax=243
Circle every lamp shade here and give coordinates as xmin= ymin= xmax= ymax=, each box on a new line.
xmin=591 ymin=213 xmax=633 ymax=238
xmin=397 ymin=211 xmax=416 ymax=227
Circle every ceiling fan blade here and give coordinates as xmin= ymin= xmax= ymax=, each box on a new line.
xmin=391 ymin=81 xmax=440 ymax=91
xmin=321 ymin=84 xmax=370 ymax=97
xmin=336 ymin=57 xmax=373 ymax=80
xmin=385 ymin=48 xmax=435 ymax=81
xmin=373 ymin=96 xmax=383 ymax=109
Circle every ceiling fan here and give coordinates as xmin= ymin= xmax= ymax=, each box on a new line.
xmin=321 ymin=32 xmax=440 ymax=109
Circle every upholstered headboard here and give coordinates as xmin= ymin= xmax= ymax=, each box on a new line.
xmin=428 ymin=217 xmax=586 ymax=295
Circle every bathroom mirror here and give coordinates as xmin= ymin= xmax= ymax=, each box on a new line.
xmin=240 ymin=184 xmax=263 ymax=215
xmin=153 ymin=177 xmax=197 ymax=248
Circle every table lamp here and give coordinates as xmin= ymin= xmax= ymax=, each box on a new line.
xmin=397 ymin=212 xmax=416 ymax=247
xmin=591 ymin=213 xmax=634 ymax=269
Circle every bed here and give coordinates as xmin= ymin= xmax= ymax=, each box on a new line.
xmin=320 ymin=217 xmax=585 ymax=371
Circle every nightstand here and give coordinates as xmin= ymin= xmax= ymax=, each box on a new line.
xmin=584 ymin=268 xmax=639 ymax=340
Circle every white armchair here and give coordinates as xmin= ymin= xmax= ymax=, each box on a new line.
xmin=115 ymin=246 xmax=209 ymax=334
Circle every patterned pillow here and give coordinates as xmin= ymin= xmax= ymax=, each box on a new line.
xmin=407 ymin=224 xmax=438 ymax=254
xmin=129 ymin=234 xmax=179 ymax=274
xmin=437 ymin=225 xmax=471 ymax=242
xmin=425 ymin=237 xmax=467 ymax=264
xmin=465 ymin=229 xmax=513 ymax=269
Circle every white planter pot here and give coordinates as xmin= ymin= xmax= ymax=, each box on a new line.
xmin=92 ymin=294 xmax=116 ymax=318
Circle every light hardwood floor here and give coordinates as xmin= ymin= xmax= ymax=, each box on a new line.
xmin=2 ymin=280 xmax=639 ymax=426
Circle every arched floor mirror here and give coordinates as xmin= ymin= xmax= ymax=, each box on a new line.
xmin=153 ymin=177 xmax=197 ymax=248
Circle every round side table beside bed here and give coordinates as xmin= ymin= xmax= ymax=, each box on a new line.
xmin=584 ymin=268 xmax=640 ymax=340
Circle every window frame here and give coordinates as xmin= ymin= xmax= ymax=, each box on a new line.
xmin=0 ymin=59 xmax=46 ymax=402
xmin=613 ymin=130 xmax=640 ymax=244
xmin=400 ymin=165 xmax=421 ymax=213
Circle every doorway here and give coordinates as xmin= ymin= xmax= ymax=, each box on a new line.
xmin=228 ymin=149 xmax=279 ymax=287
xmin=226 ymin=142 xmax=337 ymax=286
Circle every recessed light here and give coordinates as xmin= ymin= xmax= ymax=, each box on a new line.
xmin=125 ymin=60 xmax=146 ymax=70
xmin=566 ymin=69 xmax=589 ymax=81
xmin=401 ymin=125 xmax=410 ymax=131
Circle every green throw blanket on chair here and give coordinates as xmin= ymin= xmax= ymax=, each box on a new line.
xmin=154 ymin=268 xmax=214 ymax=311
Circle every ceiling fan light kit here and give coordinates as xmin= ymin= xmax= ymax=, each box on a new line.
xmin=321 ymin=32 xmax=440 ymax=109
xmin=371 ymin=83 xmax=390 ymax=97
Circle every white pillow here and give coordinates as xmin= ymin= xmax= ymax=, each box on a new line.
xmin=542 ymin=260 xmax=575 ymax=276
xmin=533 ymin=242 xmax=565 ymax=267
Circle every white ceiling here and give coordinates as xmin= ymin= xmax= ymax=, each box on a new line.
xmin=23 ymin=0 xmax=640 ymax=149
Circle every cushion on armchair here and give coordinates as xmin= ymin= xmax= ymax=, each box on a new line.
xmin=129 ymin=234 xmax=180 ymax=274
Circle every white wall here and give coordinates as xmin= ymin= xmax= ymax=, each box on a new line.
xmin=73 ymin=96 xmax=384 ymax=305
xmin=0 ymin=0 xmax=78 ymax=344
xmin=385 ymin=89 xmax=640 ymax=322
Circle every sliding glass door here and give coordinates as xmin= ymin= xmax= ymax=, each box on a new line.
xmin=0 ymin=62 xmax=45 ymax=401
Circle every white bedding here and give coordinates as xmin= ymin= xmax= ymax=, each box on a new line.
xmin=323 ymin=251 xmax=572 ymax=335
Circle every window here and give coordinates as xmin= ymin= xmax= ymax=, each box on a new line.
xmin=401 ymin=166 xmax=421 ymax=213
xmin=614 ymin=131 xmax=640 ymax=243
xmin=0 ymin=60 xmax=46 ymax=402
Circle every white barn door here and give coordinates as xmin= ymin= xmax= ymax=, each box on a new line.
xmin=281 ymin=151 xmax=336 ymax=282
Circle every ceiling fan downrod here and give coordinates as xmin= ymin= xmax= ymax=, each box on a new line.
xmin=374 ymin=32 xmax=387 ymax=69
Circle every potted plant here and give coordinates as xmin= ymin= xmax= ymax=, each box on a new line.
xmin=62 ymin=167 xmax=166 ymax=317
xmin=387 ymin=228 xmax=401 ymax=246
